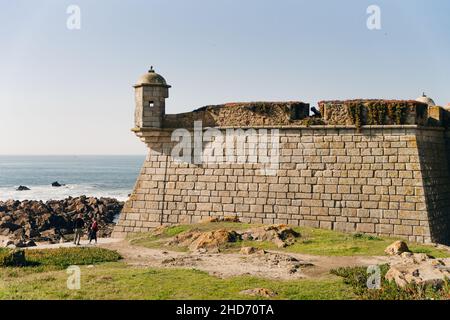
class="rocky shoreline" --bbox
[0,196,123,248]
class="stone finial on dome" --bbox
[135,67,171,87]
[416,92,436,107]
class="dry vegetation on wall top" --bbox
[163,101,324,128]
[162,99,430,129]
[318,99,428,128]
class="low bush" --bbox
[352,233,382,241]
[0,249,26,267]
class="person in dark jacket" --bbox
[88,217,99,244]
[73,214,85,245]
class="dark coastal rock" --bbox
[26,240,37,247]
[51,181,64,187]
[0,222,21,232]
[0,196,123,244]
[16,185,30,191]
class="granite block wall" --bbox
[113,125,450,244]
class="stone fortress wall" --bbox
[112,69,450,244]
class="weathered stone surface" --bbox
[240,246,257,255]
[385,241,411,256]
[239,288,277,298]
[240,225,300,248]
[167,229,240,253]
[385,253,450,288]
[164,102,313,128]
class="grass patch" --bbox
[0,247,121,269]
[25,247,122,268]
[130,222,450,258]
[0,264,355,300]
[331,265,450,300]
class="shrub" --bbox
[352,233,382,241]
[0,249,26,267]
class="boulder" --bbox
[16,185,30,191]
[168,229,241,252]
[240,246,257,255]
[385,266,409,288]
[385,253,450,288]
[5,240,15,247]
[189,229,240,252]
[24,227,40,239]
[167,230,203,248]
[0,222,21,232]
[51,181,63,187]
[239,288,277,298]
[26,240,37,247]
[11,228,24,240]
[385,241,410,255]
[40,228,56,238]
[1,215,13,223]
[14,240,27,248]
[240,224,300,248]
[87,197,98,206]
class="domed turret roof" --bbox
[135,67,170,87]
[416,93,435,106]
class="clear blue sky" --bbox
[1,0,449,155]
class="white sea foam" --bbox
[0,184,130,202]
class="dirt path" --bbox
[26,238,122,249]
[100,239,390,280]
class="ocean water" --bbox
[0,155,146,201]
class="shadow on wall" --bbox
[417,130,450,245]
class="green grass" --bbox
[0,263,355,300]
[1,223,448,300]
[25,247,122,268]
[130,222,450,258]
[0,247,121,268]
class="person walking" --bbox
[73,214,85,245]
[88,217,99,244]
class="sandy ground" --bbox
[26,238,122,249]
[21,238,389,280]
[100,239,390,280]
